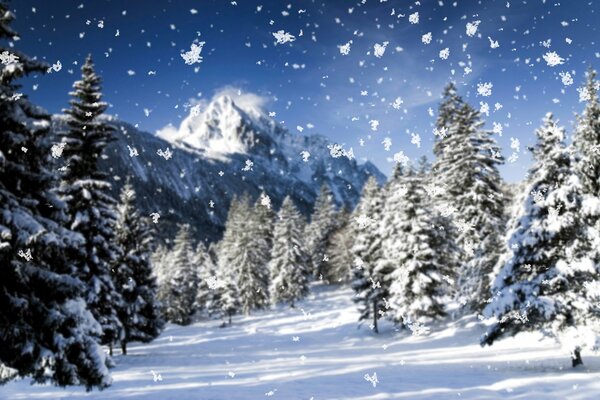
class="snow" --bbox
[4,284,600,399]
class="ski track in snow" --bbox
[3,284,600,399]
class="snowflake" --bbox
[421,32,432,45]
[408,12,419,24]
[369,119,379,131]
[127,145,139,157]
[273,30,296,45]
[542,51,564,67]
[433,126,447,139]
[364,372,379,387]
[406,319,430,336]
[190,104,202,116]
[157,148,173,160]
[47,60,62,73]
[150,370,162,382]
[392,96,404,109]
[297,150,310,163]
[559,71,573,86]
[477,82,493,97]
[150,213,161,223]
[480,101,490,116]
[382,137,392,151]
[411,133,421,148]
[260,193,271,209]
[18,249,33,261]
[466,20,481,37]
[180,42,205,65]
[455,218,475,233]
[0,50,19,65]
[328,143,344,158]
[492,122,503,136]
[50,142,66,159]
[393,151,410,166]
[373,41,389,58]
[510,137,520,151]
[339,41,352,55]
[242,159,254,171]
[488,37,499,49]
[578,86,591,102]
[439,48,450,60]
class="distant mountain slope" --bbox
[52,95,385,243]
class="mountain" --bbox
[52,95,385,243]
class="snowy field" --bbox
[3,284,600,400]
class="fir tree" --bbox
[269,196,310,307]
[192,241,214,318]
[58,55,123,352]
[305,184,338,278]
[482,114,598,367]
[432,86,506,312]
[0,3,111,388]
[386,171,459,325]
[159,224,198,325]
[324,208,354,283]
[113,181,163,355]
[350,176,385,333]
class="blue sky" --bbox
[10,0,600,181]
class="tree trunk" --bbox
[108,343,113,357]
[373,301,379,334]
[121,341,127,356]
[572,347,583,367]
[228,312,232,326]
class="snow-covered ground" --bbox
[3,284,600,400]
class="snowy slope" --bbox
[4,284,600,400]
[51,97,384,242]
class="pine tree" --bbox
[350,176,385,333]
[482,114,598,367]
[159,224,198,325]
[0,3,111,388]
[113,181,163,355]
[305,184,338,278]
[574,69,600,198]
[324,208,354,283]
[215,194,270,316]
[386,171,459,325]
[150,243,169,288]
[432,86,506,312]
[269,196,310,307]
[58,54,123,352]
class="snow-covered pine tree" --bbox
[159,224,198,325]
[386,170,459,325]
[113,181,163,355]
[0,3,111,388]
[324,207,354,283]
[482,114,598,367]
[305,184,338,278]
[574,69,600,199]
[192,242,212,317]
[433,82,463,159]
[432,86,506,312]
[215,194,270,316]
[269,196,310,307]
[58,54,123,353]
[350,176,385,333]
[150,243,169,288]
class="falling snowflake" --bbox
[488,37,499,49]
[364,372,379,387]
[0,50,19,65]
[411,133,421,148]
[18,249,33,261]
[559,71,573,86]
[300,150,311,162]
[206,275,225,290]
[242,159,254,171]
[50,142,66,159]
[542,51,564,67]
[392,96,404,109]
[466,20,481,37]
[373,41,389,58]
[369,119,379,131]
[339,41,352,55]
[127,145,139,157]
[393,151,410,166]
[354,214,374,229]
[382,137,392,151]
[421,32,432,45]
[157,148,173,160]
[510,137,521,152]
[408,12,419,24]
[492,122,503,136]
[439,48,450,60]
[578,86,591,102]
[180,42,205,65]
[150,213,161,223]
[273,30,296,45]
[477,82,493,97]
